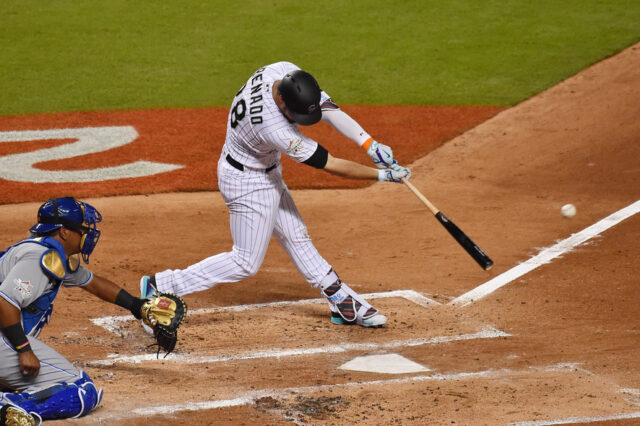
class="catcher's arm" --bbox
[0,298,41,377]
[82,275,187,357]
[81,274,145,320]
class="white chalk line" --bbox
[86,325,508,366]
[451,200,640,306]
[90,362,581,421]
[91,289,438,334]
[510,411,640,425]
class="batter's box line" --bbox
[86,326,509,366]
[90,362,582,422]
[90,289,439,334]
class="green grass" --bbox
[1,0,639,114]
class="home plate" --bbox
[339,353,430,374]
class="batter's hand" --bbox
[377,164,411,183]
[366,140,396,169]
[19,350,40,377]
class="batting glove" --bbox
[377,164,411,183]
[366,140,396,169]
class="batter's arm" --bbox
[323,153,378,180]
[321,107,372,147]
[303,145,410,182]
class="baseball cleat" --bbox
[322,280,387,327]
[139,275,157,335]
[330,311,387,327]
[140,275,157,299]
[0,403,42,426]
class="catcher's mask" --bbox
[277,69,322,126]
[29,197,102,263]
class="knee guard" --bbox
[1,371,103,420]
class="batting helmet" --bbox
[277,70,322,125]
[30,197,102,263]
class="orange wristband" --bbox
[361,137,374,151]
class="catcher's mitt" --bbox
[141,293,187,357]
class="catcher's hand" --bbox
[141,293,187,357]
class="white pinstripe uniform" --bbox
[155,62,386,324]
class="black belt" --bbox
[226,154,277,173]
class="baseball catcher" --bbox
[0,197,186,423]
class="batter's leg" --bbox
[155,160,281,296]
[272,188,386,327]
[272,187,333,288]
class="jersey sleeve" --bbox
[0,255,51,310]
[61,265,94,288]
[263,127,319,163]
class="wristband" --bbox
[115,289,144,320]
[361,137,374,151]
[1,323,30,353]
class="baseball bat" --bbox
[401,178,493,270]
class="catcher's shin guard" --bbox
[1,371,102,420]
[322,280,387,327]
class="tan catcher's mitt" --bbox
[141,293,187,357]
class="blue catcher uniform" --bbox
[0,198,103,421]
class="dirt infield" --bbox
[0,105,500,204]
[0,43,639,425]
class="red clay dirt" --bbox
[0,106,501,204]
[0,43,639,425]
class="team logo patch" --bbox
[14,278,32,298]
[287,138,304,156]
[157,298,173,309]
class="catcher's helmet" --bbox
[277,70,322,125]
[30,197,102,263]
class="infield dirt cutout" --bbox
[0,43,639,425]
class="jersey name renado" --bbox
[248,67,265,124]
[230,66,266,129]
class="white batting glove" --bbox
[377,164,411,183]
[366,140,396,169]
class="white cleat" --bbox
[330,312,387,328]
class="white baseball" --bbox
[561,203,576,218]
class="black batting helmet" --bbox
[277,70,322,125]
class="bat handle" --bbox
[401,178,439,215]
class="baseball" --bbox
[561,203,577,218]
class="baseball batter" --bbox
[141,61,411,327]
[0,197,160,424]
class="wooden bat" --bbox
[402,178,493,270]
